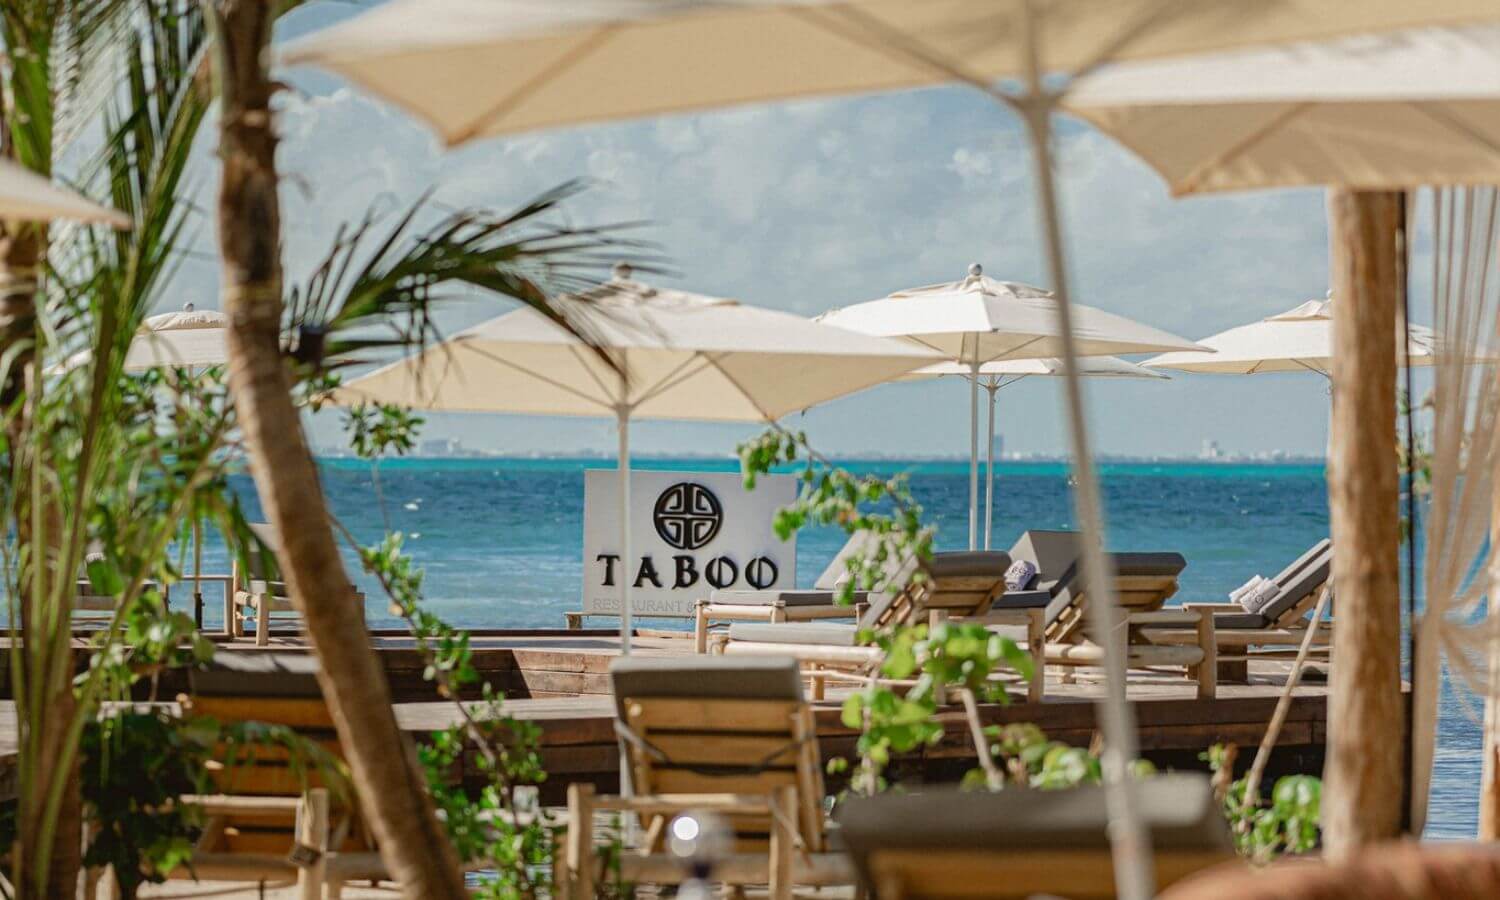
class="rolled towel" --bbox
[1005,559,1039,592]
[1240,578,1283,615]
[1228,575,1266,606]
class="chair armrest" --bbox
[1183,602,1241,611]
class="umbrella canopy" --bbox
[124,304,228,372]
[333,265,939,655]
[820,264,1203,549]
[336,265,939,419]
[1143,295,1438,375]
[1065,24,1500,196]
[279,0,1500,146]
[909,355,1171,382]
[0,157,131,227]
[818,265,1206,363]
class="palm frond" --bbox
[285,180,661,377]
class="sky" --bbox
[169,2,1372,459]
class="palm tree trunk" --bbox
[206,3,466,896]
[1321,188,1405,856]
[2,208,84,899]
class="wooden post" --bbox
[1321,188,1405,857]
[205,2,468,896]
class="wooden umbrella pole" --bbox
[1322,188,1405,857]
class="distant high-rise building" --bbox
[991,433,1005,458]
[1200,439,1222,460]
[420,437,462,456]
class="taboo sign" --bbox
[582,470,796,617]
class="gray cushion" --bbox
[1007,530,1083,578]
[610,655,803,722]
[1042,551,1187,628]
[1215,540,1332,630]
[727,621,860,647]
[1213,611,1272,630]
[835,773,1231,864]
[1259,542,1332,624]
[191,651,323,698]
[989,588,1050,611]
[709,588,867,608]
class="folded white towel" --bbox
[1240,579,1283,615]
[1006,559,1039,592]
[1228,575,1266,605]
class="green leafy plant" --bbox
[1202,743,1322,862]
[79,711,215,900]
[740,427,1043,792]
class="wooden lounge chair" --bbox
[1142,539,1333,682]
[563,656,853,899]
[174,651,384,899]
[231,523,364,646]
[712,550,1049,702]
[693,530,877,653]
[975,531,1216,699]
[835,773,1236,899]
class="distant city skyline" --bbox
[201,5,1432,461]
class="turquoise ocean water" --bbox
[191,457,1477,839]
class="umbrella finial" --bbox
[967,262,983,279]
[183,301,195,312]
[612,262,633,281]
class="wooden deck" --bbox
[1,628,1342,801]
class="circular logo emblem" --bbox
[653,482,724,551]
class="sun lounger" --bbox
[692,530,878,653]
[562,656,853,899]
[974,531,1216,699]
[1143,539,1333,682]
[231,523,364,646]
[835,773,1236,899]
[174,651,384,898]
[713,550,1048,702]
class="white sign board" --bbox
[582,470,797,617]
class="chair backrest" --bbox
[857,551,1012,632]
[1044,552,1188,642]
[835,773,1234,900]
[610,655,827,853]
[812,529,877,591]
[188,652,368,853]
[243,522,286,595]
[1258,539,1334,626]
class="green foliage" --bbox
[1202,743,1322,862]
[80,710,214,899]
[741,428,1041,792]
[344,403,424,461]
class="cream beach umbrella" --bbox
[278,1,1500,148]
[910,356,1168,550]
[332,265,940,653]
[0,156,130,227]
[1144,294,1439,376]
[132,303,228,626]
[819,264,1204,550]
[1065,24,1500,196]
[125,303,228,372]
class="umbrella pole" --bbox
[192,518,204,628]
[985,381,997,551]
[616,404,632,656]
[969,358,980,551]
[1017,4,1152,898]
